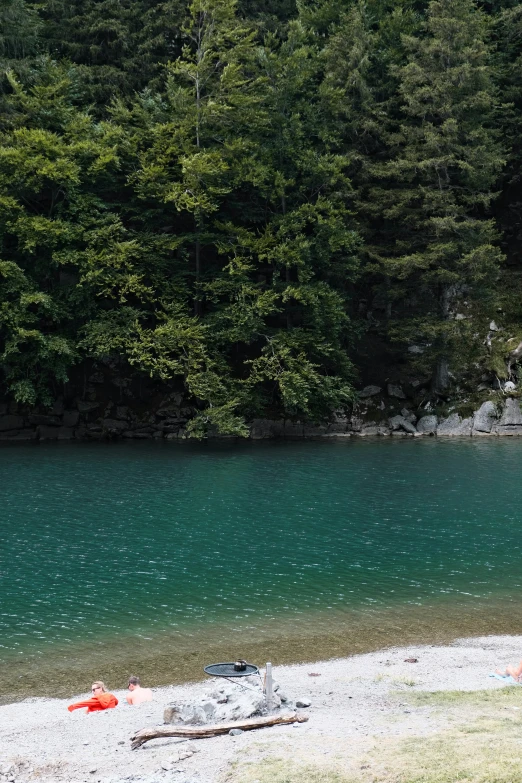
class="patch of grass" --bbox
[392,677,418,687]
[403,686,522,708]
[365,718,522,783]
[224,726,522,783]
[224,689,522,783]
[223,758,351,783]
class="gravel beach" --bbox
[1,635,521,783]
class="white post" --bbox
[265,661,274,710]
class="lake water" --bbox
[1,438,521,702]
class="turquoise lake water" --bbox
[1,438,522,701]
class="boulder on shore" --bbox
[416,415,438,434]
[163,682,274,725]
[472,401,498,434]
[437,413,473,437]
[496,397,522,435]
[499,398,522,426]
[388,415,416,434]
[358,424,390,436]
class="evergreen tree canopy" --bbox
[0,0,520,430]
[358,0,504,389]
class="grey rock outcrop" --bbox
[52,398,65,416]
[389,415,416,434]
[0,428,36,440]
[326,413,351,434]
[499,397,522,426]
[0,414,24,431]
[497,397,522,435]
[28,414,61,426]
[350,416,363,433]
[36,424,60,440]
[437,413,473,437]
[63,410,80,427]
[164,682,269,725]
[250,419,285,439]
[102,418,128,433]
[416,415,438,434]
[285,421,305,437]
[37,425,74,440]
[2,385,521,443]
[77,400,99,413]
[359,385,382,399]
[156,407,182,418]
[472,401,498,434]
[305,424,333,436]
[358,423,390,436]
[387,384,406,399]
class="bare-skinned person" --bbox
[495,660,522,682]
[68,681,118,713]
[126,675,153,705]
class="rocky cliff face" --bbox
[1,354,522,441]
[1,387,521,441]
[0,393,190,442]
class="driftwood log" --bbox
[130,711,308,749]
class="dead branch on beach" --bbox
[130,712,308,749]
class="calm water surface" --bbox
[1,438,521,701]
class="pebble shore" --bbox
[1,635,521,783]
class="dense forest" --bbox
[1,0,522,435]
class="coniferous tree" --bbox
[491,4,522,264]
[1,0,520,423]
[240,16,360,418]
[121,0,266,435]
[36,0,186,106]
[322,0,422,375]
[81,0,360,434]
[364,0,504,391]
[0,0,40,64]
[237,0,297,28]
[0,59,122,403]
[0,0,41,107]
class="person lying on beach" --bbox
[67,681,118,713]
[126,675,153,705]
[495,660,522,682]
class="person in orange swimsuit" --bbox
[67,681,118,713]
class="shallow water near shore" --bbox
[1,438,522,703]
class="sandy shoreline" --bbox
[1,634,522,783]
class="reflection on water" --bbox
[1,438,521,700]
